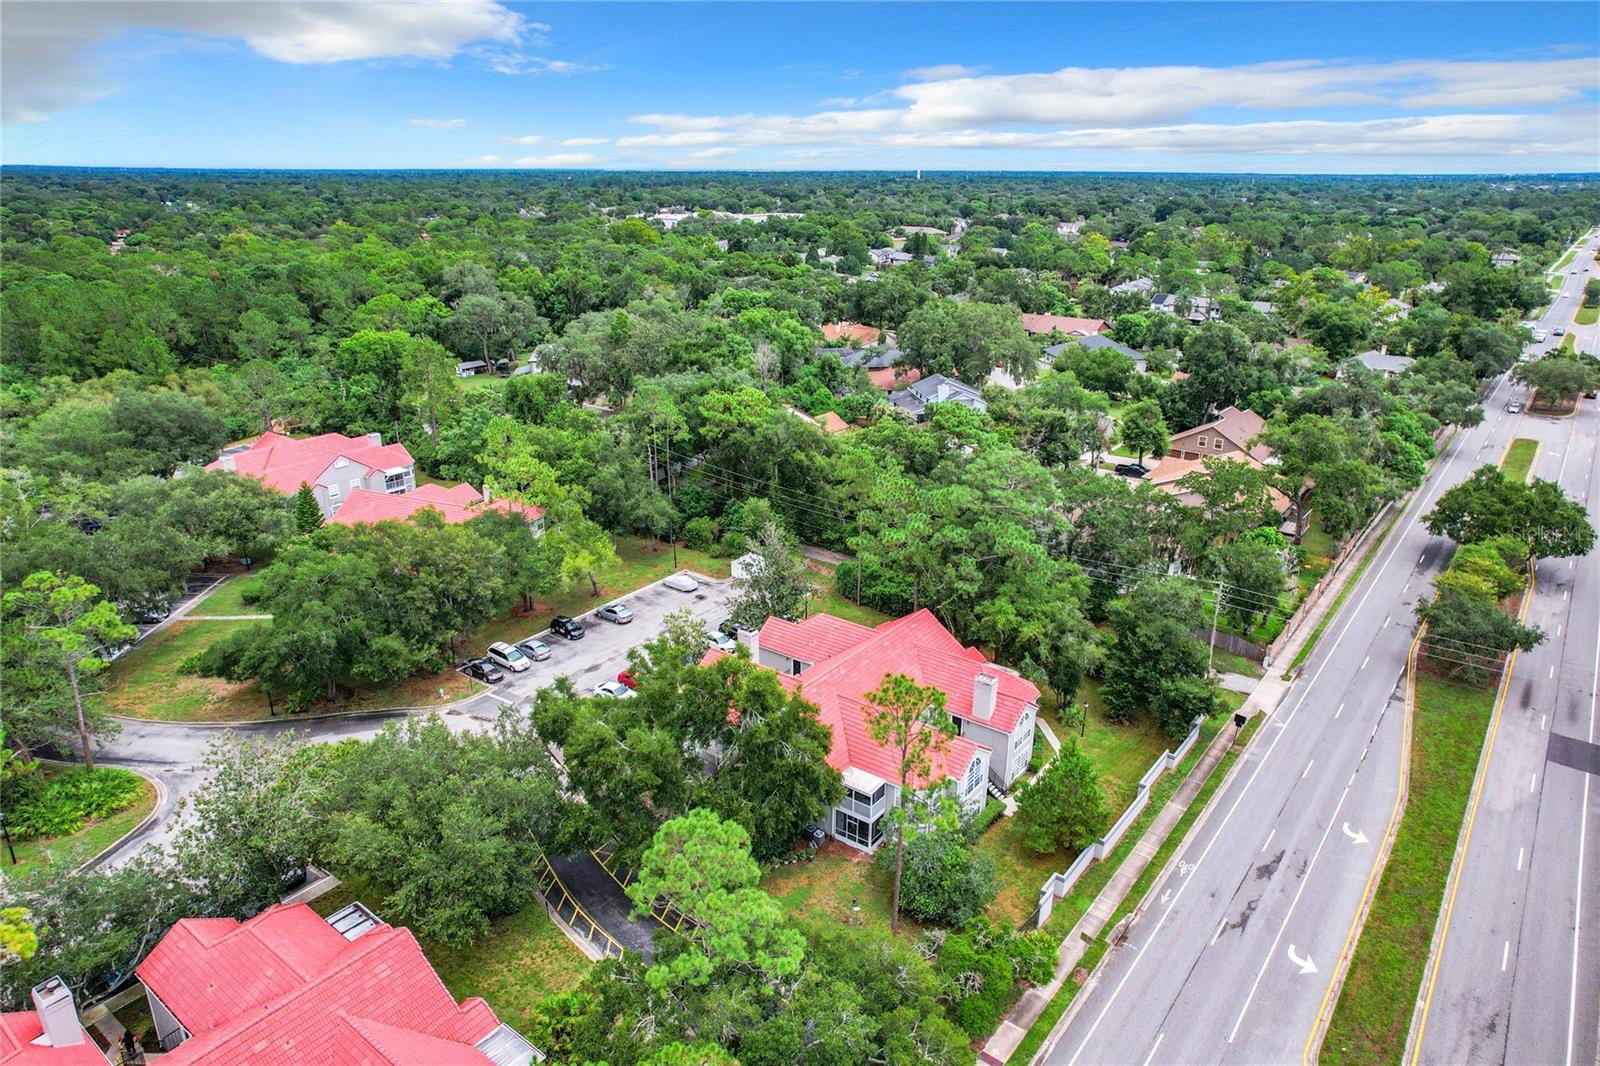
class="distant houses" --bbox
[1018,313,1107,338]
[821,321,883,346]
[889,375,986,421]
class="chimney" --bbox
[365,431,383,447]
[31,977,84,1047]
[218,454,236,472]
[973,672,997,721]
[481,484,492,503]
[740,626,760,663]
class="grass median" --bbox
[1502,438,1538,485]
[1320,673,1494,1066]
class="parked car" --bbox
[596,603,634,625]
[617,670,637,689]
[1506,400,1524,413]
[708,630,737,653]
[486,641,531,673]
[550,615,585,640]
[592,680,637,700]
[462,658,506,683]
[516,637,552,661]
[133,604,171,625]
[663,572,700,593]
[1113,462,1150,478]
[1554,328,1566,336]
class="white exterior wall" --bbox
[145,986,189,1051]
[955,705,1035,787]
[312,457,415,518]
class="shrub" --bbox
[682,516,716,551]
[236,578,264,606]
[884,828,1000,928]
[970,799,1007,837]
[7,767,144,841]
[938,922,1017,1037]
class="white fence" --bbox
[1031,715,1204,928]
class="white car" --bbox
[707,631,737,653]
[663,572,700,593]
[592,680,637,699]
[487,641,532,673]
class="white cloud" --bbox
[612,56,1599,166]
[560,136,611,146]
[513,152,601,167]
[482,53,609,76]
[473,154,505,164]
[410,117,467,129]
[498,134,545,145]
[902,64,983,81]
[689,147,739,160]
[3,0,527,123]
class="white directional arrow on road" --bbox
[1286,945,1318,975]
[1342,822,1369,845]
[1160,889,1172,906]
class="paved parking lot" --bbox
[453,573,740,718]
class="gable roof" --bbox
[817,411,850,435]
[207,432,413,495]
[1352,350,1416,375]
[1173,406,1272,462]
[890,374,984,416]
[137,903,505,1066]
[330,483,543,527]
[1019,313,1107,337]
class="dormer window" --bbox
[1196,435,1208,448]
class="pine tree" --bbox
[292,482,323,534]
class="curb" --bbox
[70,769,168,875]
[1302,631,1419,1063]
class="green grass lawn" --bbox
[1575,304,1598,325]
[763,850,899,935]
[186,576,263,617]
[1210,650,1265,679]
[5,767,157,884]
[1322,673,1495,1066]
[1552,247,1577,272]
[310,877,590,1033]
[98,620,480,722]
[1502,438,1539,484]
[1561,332,1577,350]
[465,535,733,649]
[1042,679,1175,810]
[808,585,893,628]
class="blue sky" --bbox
[3,2,1597,172]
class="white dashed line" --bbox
[1502,941,1511,972]
[1263,828,1276,851]
[1303,759,1315,779]
[1335,703,1344,720]
[1361,655,1371,671]
[1517,847,1525,871]
[1531,773,1538,793]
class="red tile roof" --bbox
[136,903,502,1066]
[821,321,882,345]
[330,482,543,527]
[817,411,850,435]
[206,432,414,496]
[0,1013,107,1066]
[1019,313,1107,337]
[867,365,921,391]
[730,610,1039,787]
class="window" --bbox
[834,809,883,849]
[1214,437,1224,451]
[964,757,983,794]
[950,713,964,734]
[384,472,408,493]
[326,485,340,500]
[1196,435,1208,448]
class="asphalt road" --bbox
[1039,372,1542,1062]
[94,573,738,864]
[1410,230,1600,1066]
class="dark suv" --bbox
[550,615,585,640]
[1114,462,1150,478]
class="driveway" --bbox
[451,574,740,719]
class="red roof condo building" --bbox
[135,902,541,1065]
[709,609,1040,852]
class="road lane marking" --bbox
[1531,773,1538,793]
[1502,941,1510,972]
[1141,1033,1165,1066]
[1213,919,1227,945]
[1552,665,1557,679]
[1335,703,1344,720]
[1384,615,1391,628]
[1228,777,1358,1043]
[1542,714,1547,732]
[1263,828,1276,851]
[1362,655,1371,670]
[1517,847,1524,871]
[1303,759,1314,779]
[1063,443,1476,1066]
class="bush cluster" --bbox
[5,767,145,841]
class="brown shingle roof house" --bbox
[821,321,882,345]
[1165,406,1272,464]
